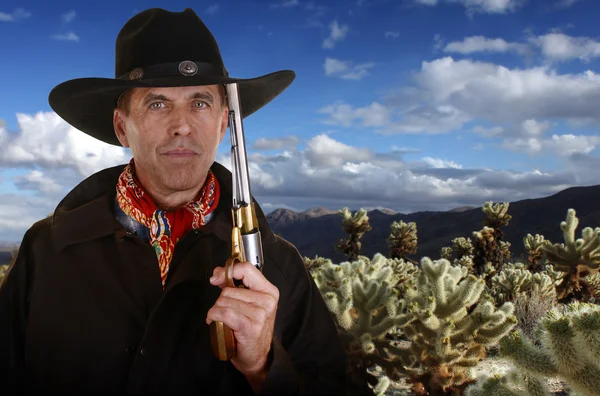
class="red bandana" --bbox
[116,159,220,288]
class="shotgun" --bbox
[209,82,265,361]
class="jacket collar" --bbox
[51,161,276,252]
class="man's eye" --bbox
[149,102,163,109]
[194,101,208,108]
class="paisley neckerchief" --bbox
[116,159,220,289]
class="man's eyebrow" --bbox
[142,93,169,106]
[141,91,216,106]
[188,91,215,103]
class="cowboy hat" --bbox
[48,8,296,147]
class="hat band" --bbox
[118,60,229,81]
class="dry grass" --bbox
[512,288,558,344]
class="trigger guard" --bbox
[224,257,246,289]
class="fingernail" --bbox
[209,276,217,284]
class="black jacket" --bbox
[0,161,350,394]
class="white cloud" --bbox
[51,32,79,42]
[252,136,300,150]
[471,125,504,137]
[379,57,600,133]
[417,0,522,15]
[323,57,375,80]
[448,0,523,15]
[531,33,600,63]
[385,31,400,39]
[318,102,392,128]
[0,112,130,176]
[0,8,31,22]
[443,36,529,54]
[62,10,75,23]
[205,5,219,15]
[422,157,463,168]
[304,134,371,167]
[13,170,64,195]
[555,0,583,8]
[502,134,600,156]
[322,20,349,49]
[520,119,551,137]
[270,0,300,9]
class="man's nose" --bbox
[169,106,194,136]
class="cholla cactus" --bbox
[303,255,331,274]
[455,255,475,272]
[540,208,600,303]
[387,256,419,292]
[500,301,600,396]
[472,227,506,277]
[465,367,550,396]
[0,264,8,286]
[490,264,556,304]
[482,201,512,233]
[440,246,453,260]
[524,234,550,273]
[387,220,418,263]
[472,202,513,276]
[382,258,518,395]
[311,255,517,396]
[452,237,474,259]
[335,207,372,262]
[310,253,412,395]
[439,238,476,274]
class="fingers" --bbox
[205,293,275,330]
[210,262,279,300]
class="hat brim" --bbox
[48,70,295,146]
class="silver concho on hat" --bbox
[179,60,198,76]
[129,67,144,80]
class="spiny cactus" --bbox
[310,253,413,395]
[303,255,331,274]
[584,273,600,301]
[387,256,419,293]
[482,201,512,235]
[335,207,372,262]
[0,264,8,286]
[472,226,508,278]
[440,246,453,261]
[452,237,474,259]
[540,208,600,303]
[465,367,550,396]
[387,220,418,264]
[490,263,556,304]
[380,257,518,395]
[524,234,550,273]
[499,301,600,396]
[472,202,513,276]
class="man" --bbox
[0,8,349,395]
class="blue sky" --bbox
[1,0,600,242]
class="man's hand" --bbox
[206,261,279,391]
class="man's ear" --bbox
[113,108,129,148]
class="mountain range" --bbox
[265,184,600,264]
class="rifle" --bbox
[209,82,265,361]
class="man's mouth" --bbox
[164,149,197,157]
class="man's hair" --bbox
[116,85,227,116]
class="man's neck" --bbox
[134,168,206,212]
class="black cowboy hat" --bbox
[48,8,295,147]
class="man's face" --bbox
[113,85,228,200]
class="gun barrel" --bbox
[227,83,252,207]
